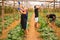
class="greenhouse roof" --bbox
[0,0,60,1]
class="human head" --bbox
[20,4,24,8]
[34,5,40,9]
[34,5,36,9]
[23,6,28,11]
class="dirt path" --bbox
[25,14,42,40]
[0,19,20,39]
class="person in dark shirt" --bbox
[34,6,38,17]
[34,5,39,28]
[46,14,56,23]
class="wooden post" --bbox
[54,0,55,12]
[59,1,60,9]
[13,0,15,20]
[2,0,4,34]
[13,0,15,13]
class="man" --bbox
[34,5,40,28]
[46,14,56,23]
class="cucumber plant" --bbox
[55,20,60,27]
[4,14,19,29]
[0,22,2,36]
[5,25,24,40]
[38,16,58,40]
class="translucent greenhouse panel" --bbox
[46,0,53,1]
[56,0,60,1]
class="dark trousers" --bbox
[21,14,27,30]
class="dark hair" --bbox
[34,5,36,8]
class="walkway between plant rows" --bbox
[25,13,42,40]
[0,19,20,39]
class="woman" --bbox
[20,5,28,33]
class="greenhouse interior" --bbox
[0,0,60,40]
